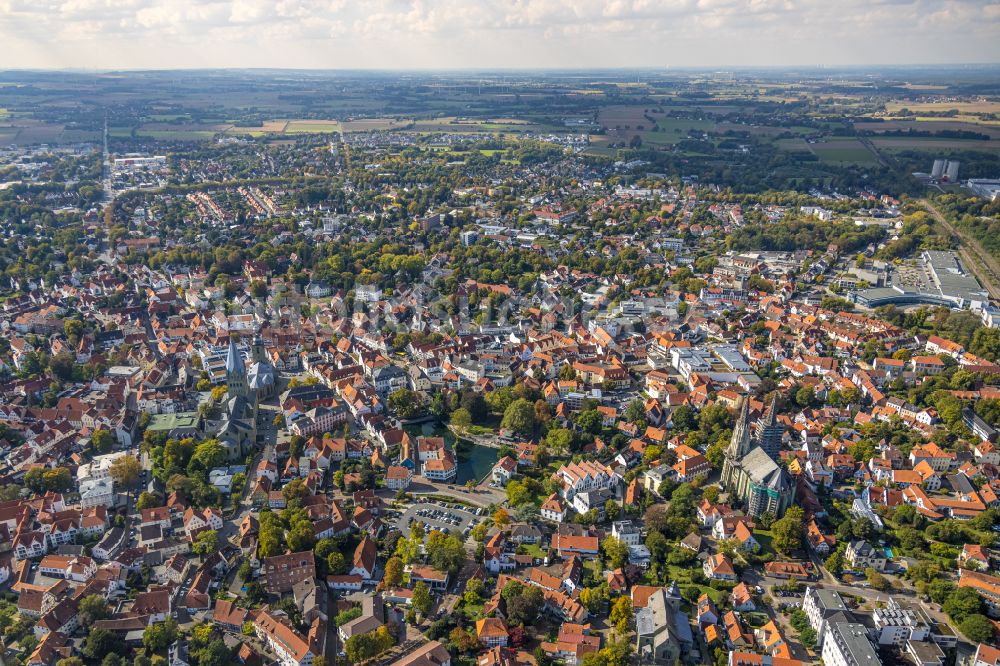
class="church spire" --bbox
[226,336,245,376]
[728,398,753,458]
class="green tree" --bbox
[579,586,607,614]
[506,480,531,506]
[249,280,268,298]
[383,557,404,588]
[610,596,634,633]
[959,613,995,642]
[78,594,109,627]
[327,551,347,575]
[345,626,395,663]
[189,438,226,472]
[109,454,141,487]
[576,409,604,434]
[450,407,472,430]
[193,640,232,666]
[282,478,309,502]
[825,546,846,577]
[388,388,426,419]
[624,399,647,426]
[944,587,984,622]
[91,428,114,453]
[501,398,536,436]
[464,578,485,605]
[865,568,888,591]
[794,386,815,408]
[412,581,432,618]
[471,523,488,542]
[84,628,119,661]
[602,537,630,570]
[426,532,466,574]
[192,529,219,556]
[546,428,575,452]
[505,584,544,626]
[605,499,620,521]
[772,506,805,554]
[136,491,159,510]
[238,561,253,582]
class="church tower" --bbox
[251,332,267,364]
[754,395,784,461]
[721,399,753,487]
[225,337,247,398]
[728,399,753,458]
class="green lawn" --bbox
[662,564,727,604]
[752,529,774,553]
[520,542,549,560]
[582,557,602,582]
[456,598,485,618]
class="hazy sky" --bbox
[2,0,999,70]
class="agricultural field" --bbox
[855,119,1000,138]
[777,137,878,165]
[714,122,814,137]
[137,129,219,141]
[810,139,878,164]
[284,120,342,134]
[409,116,546,134]
[340,118,408,132]
[10,123,65,144]
[774,138,814,152]
[884,99,1000,115]
[871,137,1000,153]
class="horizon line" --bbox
[3,63,1000,75]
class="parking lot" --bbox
[396,499,482,540]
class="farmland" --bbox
[855,119,1000,138]
[883,99,1000,115]
[3,67,1000,193]
[808,138,879,165]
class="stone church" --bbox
[721,399,795,518]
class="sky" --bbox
[2,0,1000,70]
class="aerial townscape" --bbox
[3,9,1000,666]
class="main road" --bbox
[362,478,505,509]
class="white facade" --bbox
[79,478,115,509]
[821,622,882,666]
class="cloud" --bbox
[0,0,997,68]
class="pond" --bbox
[454,439,500,484]
[405,421,500,484]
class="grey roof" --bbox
[825,610,856,627]
[636,587,681,644]
[848,540,880,558]
[673,611,693,643]
[225,338,245,376]
[825,622,881,666]
[247,361,275,389]
[808,587,848,614]
[635,607,655,636]
[946,473,974,494]
[741,446,791,490]
[225,395,247,418]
